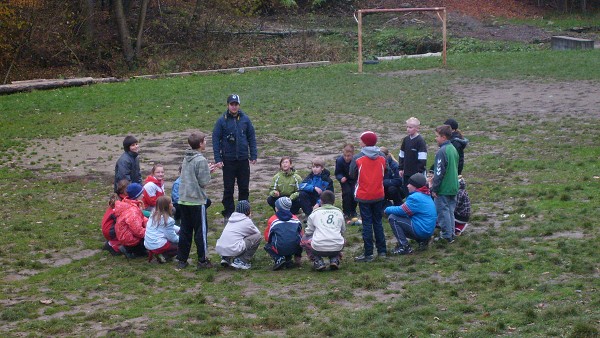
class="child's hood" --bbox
[228,212,249,224]
[184,149,203,162]
[361,146,382,159]
[275,209,293,221]
[144,175,162,185]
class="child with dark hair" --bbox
[301,190,346,271]
[380,146,404,207]
[176,131,215,270]
[335,143,358,222]
[444,118,469,175]
[216,200,262,270]
[144,196,179,263]
[267,156,302,214]
[114,183,147,258]
[431,125,459,243]
[298,157,334,217]
[264,197,303,270]
[114,135,142,193]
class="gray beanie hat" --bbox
[275,197,292,211]
[235,200,251,215]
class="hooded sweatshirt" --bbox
[142,175,164,208]
[215,212,261,257]
[349,146,386,203]
[179,149,211,205]
[449,131,469,175]
[385,186,437,240]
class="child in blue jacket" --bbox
[297,157,334,217]
[384,173,437,254]
[264,197,303,270]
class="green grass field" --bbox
[1,49,599,336]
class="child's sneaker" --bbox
[455,223,468,236]
[176,260,189,270]
[197,259,213,269]
[272,257,286,271]
[417,240,429,251]
[392,245,413,255]
[220,257,231,267]
[354,254,374,262]
[313,258,327,271]
[231,258,251,270]
[156,253,167,264]
[329,257,340,271]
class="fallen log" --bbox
[0,77,122,95]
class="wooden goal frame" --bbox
[356,7,447,72]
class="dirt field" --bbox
[19,77,600,196]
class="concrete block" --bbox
[552,36,594,50]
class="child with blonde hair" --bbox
[399,117,427,197]
[144,196,179,263]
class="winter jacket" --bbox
[449,131,469,175]
[212,110,257,163]
[114,151,141,193]
[300,169,334,194]
[179,149,211,205]
[349,146,386,203]
[305,204,346,252]
[385,187,437,240]
[383,156,403,188]
[142,175,165,209]
[114,198,146,247]
[398,134,427,177]
[269,169,302,200]
[216,212,261,257]
[432,141,459,196]
[264,209,302,256]
[454,177,471,223]
[144,215,179,251]
[334,155,356,185]
[101,206,118,241]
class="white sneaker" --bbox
[231,258,251,270]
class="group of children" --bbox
[100,116,471,271]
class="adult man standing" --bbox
[212,94,258,222]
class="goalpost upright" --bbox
[356,7,447,73]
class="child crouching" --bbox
[144,196,179,263]
[264,197,303,270]
[300,191,346,271]
[216,200,262,270]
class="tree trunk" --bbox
[134,0,150,57]
[112,0,135,66]
[81,0,96,43]
[187,0,203,32]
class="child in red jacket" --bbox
[142,164,165,215]
[114,183,148,258]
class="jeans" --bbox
[435,194,457,240]
[359,200,386,256]
[388,214,423,247]
[222,159,250,218]
[340,181,357,217]
[176,204,208,262]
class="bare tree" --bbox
[112,0,150,68]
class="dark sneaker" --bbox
[231,258,251,270]
[102,242,119,256]
[273,257,286,271]
[197,259,213,269]
[220,257,231,267]
[176,260,189,270]
[392,245,413,255]
[329,257,340,271]
[417,241,429,251]
[313,259,327,272]
[354,254,374,262]
[119,246,136,259]
[434,237,455,244]
[156,253,167,264]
